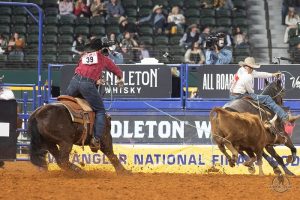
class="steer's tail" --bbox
[28,116,47,168]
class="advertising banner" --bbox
[109,115,300,145]
[196,64,300,99]
[60,64,172,98]
[47,144,300,175]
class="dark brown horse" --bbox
[224,78,297,175]
[28,103,129,174]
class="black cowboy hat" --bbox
[84,38,103,52]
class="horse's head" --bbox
[262,78,285,106]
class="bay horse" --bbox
[28,102,129,174]
[224,78,297,175]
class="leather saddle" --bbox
[56,95,95,145]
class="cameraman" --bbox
[205,33,232,65]
[66,38,124,152]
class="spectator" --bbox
[90,0,106,17]
[7,32,25,58]
[205,32,232,64]
[120,46,134,64]
[137,42,150,60]
[120,31,138,50]
[108,32,120,49]
[137,5,166,35]
[119,16,137,36]
[291,42,300,63]
[282,0,297,25]
[179,24,200,49]
[284,7,300,43]
[184,42,205,64]
[232,27,249,48]
[72,34,86,57]
[107,0,125,19]
[74,0,90,17]
[108,47,124,64]
[199,26,211,48]
[59,0,76,19]
[0,34,7,55]
[167,6,186,34]
[213,0,235,10]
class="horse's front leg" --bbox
[284,136,297,163]
[265,146,295,176]
[58,141,83,173]
[100,133,131,175]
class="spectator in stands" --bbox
[120,46,134,64]
[179,24,200,49]
[291,42,300,63]
[108,45,124,64]
[107,0,125,19]
[108,32,120,49]
[119,16,138,37]
[59,0,76,19]
[282,0,297,25]
[74,0,91,17]
[72,34,86,57]
[137,5,166,35]
[120,31,139,61]
[205,32,232,64]
[90,0,106,17]
[0,34,7,55]
[233,27,249,48]
[120,31,138,50]
[7,32,25,58]
[284,7,300,43]
[184,42,206,64]
[167,6,186,34]
[199,26,211,48]
[213,0,235,10]
[137,42,150,60]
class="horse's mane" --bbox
[261,81,282,98]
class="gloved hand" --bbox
[116,78,124,87]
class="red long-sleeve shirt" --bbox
[75,51,123,81]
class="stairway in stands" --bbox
[267,0,290,63]
[247,0,270,63]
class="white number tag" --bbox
[82,52,98,65]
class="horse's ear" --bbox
[264,79,269,86]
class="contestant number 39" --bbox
[82,52,98,65]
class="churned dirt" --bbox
[0,161,299,200]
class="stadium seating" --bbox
[0,0,249,65]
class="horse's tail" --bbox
[28,115,47,168]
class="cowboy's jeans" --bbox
[230,93,288,121]
[66,75,105,140]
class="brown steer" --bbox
[210,107,286,175]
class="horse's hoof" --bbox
[248,166,256,174]
[117,169,132,176]
[286,155,294,163]
[273,167,282,175]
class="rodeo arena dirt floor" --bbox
[0,162,299,200]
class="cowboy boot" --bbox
[89,137,101,153]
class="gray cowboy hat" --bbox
[84,38,103,52]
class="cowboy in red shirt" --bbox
[66,38,123,152]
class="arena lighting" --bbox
[0,2,43,106]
